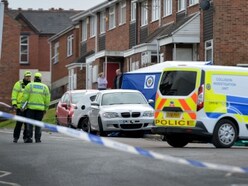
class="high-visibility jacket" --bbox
[11,80,26,109]
[22,82,50,111]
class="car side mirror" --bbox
[148,99,154,104]
[91,102,99,107]
[61,103,67,108]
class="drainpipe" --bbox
[95,13,98,53]
[156,39,160,63]
[185,0,187,16]
[49,41,52,90]
[173,43,177,60]
[159,0,162,27]
[105,56,108,85]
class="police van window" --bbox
[159,71,197,96]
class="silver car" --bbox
[71,90,99,130]
[87,89,154,136]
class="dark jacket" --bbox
[113,74,123,89]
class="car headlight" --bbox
[102,112,119,118]
[143,111,154,117]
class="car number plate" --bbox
[166,112,181,118]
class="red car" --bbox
[55,90,96,127]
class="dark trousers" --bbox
[26,109,44,141]
[13,109,27,140]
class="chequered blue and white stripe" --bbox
[0,110,248,174]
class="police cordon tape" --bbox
[0,110,248,175]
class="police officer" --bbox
[11,71,32,143]
[22,72,50,143]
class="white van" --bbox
[153,65,248,148]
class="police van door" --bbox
[155,67,201,128]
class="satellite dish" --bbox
[200,0,211,10]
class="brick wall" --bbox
[0,12,20,105]
[214,0,248,65]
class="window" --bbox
[131,1,136,21]
[90,16,96,37]
[100,11,106,34]
[205,39,213,61]
[82,20,87,41]
[52,42,59,64]
[141,1,148,26]
[159,71,197,96]
[109,6,116,30]
[119,1,126,25]
[178,0,186,12]
[152,0,160,21]
[67,34,73,57]
[163,0,172,16]
[189,0,199,6]
[20,35,29,64]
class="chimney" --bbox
[1,0,9,10]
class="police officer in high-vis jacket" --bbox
[21,72,50,143]
[11,71,32,143]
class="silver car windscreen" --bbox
[101,92,147,105]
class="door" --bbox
[104,62,120,89]
[57,93,70,126]
[174,48,193,61]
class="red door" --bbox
[105,63,120,89]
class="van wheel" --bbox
[166,134,188,148]
[212,119,237,148]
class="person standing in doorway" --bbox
[11,71,32,143]
[22,72,50,143]
[97,72,108,90]
[113,69,123,89]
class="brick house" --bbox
[0,0,80,105]
[50,0,248,99]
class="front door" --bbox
[104,62,120,89]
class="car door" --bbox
[59,93,70,125]
[89,93,101,128]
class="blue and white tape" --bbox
[0,110,248,174]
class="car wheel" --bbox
[55,116,60,126]
[87,118,96,135]
[80,117,89,132]
[68,118,75,129]
[212,119,237,148]
[98,117,107,137]
[166,134,189,148]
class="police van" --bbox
[152,64,248,148]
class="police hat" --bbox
[34,72,42,78]
[24,71,32,77]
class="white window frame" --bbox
[67,34,73,57]
[152,0,160,21]
[52,42,59,64]
[90,16,96,37]
[178,0,186,12]
[189,0,199,6]
[109,6,116,30]
[205,39,213,61]
[131,1,136,22]
[20,35,29,64]
[82,20,87,42]
[141,1,148,26]
[163,0,172,16]
[100,11,106,34]
[119,1,126,25]
[92,65,99,83]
